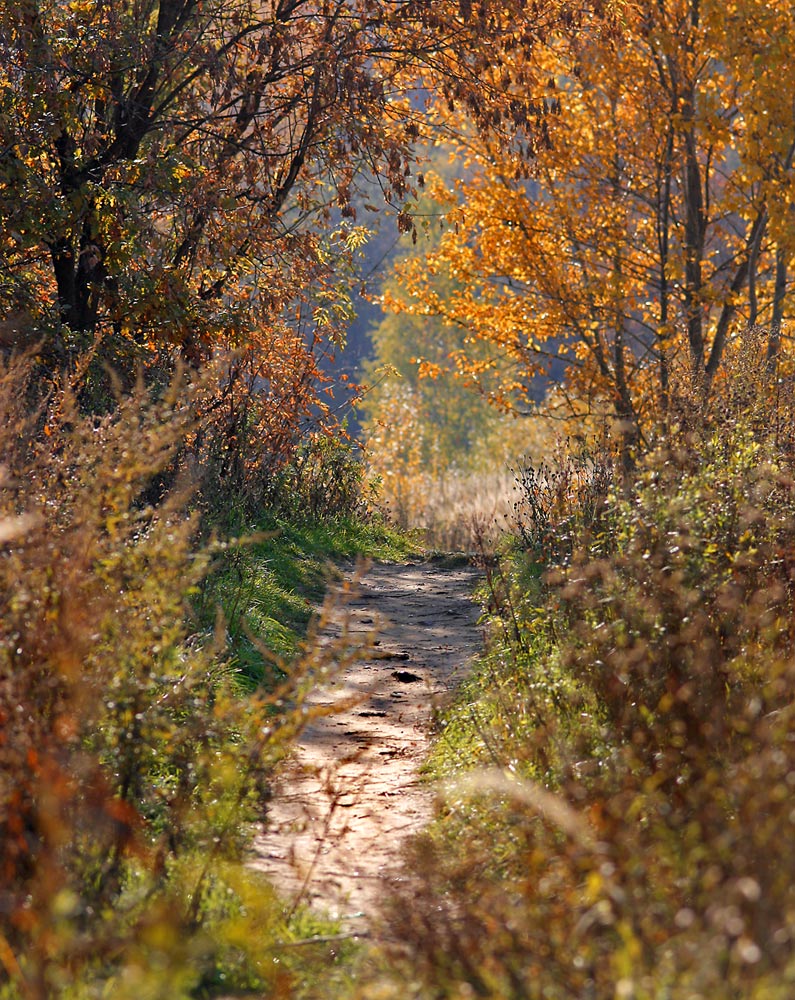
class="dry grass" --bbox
[366,407,565,553]
[387,467,520,552]
[361,341,795,1000]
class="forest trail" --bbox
[250,560,483,932]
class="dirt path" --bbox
[250,560,483,931]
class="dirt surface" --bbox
[250,560,483,932]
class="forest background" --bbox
[2,0,795,997]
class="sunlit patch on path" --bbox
[250,561,483,931]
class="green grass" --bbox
[199,513,423,689]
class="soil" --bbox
[249,559,483,932]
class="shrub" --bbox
[193,332,351,528]
[512,437,615,566]
[267,428,373,523]
[0,354,358,997]
[373,349,795,1000]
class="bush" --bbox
[373,351,795,1000]
[193,336,354,528]
[0,354,360,998]
[512,437,615,566]
[267,429,374,522]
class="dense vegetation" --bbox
[371,349,795,999]
[2,0,795,997]
[0,351,417,997]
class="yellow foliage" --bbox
[390,0,795,444]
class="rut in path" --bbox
[250,560,483,932]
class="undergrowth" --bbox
[12,315,795,1000]
[366,343,795,1000]
[0,352,416,999]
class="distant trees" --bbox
[361,140,512,472]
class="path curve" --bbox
[250,560,482,930]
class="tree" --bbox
[387,0,795,451]
[360,139,513,470]
[0,1,419,365]
[0,0,578,358]
[0,0,589,500]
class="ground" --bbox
[251,559,483,932]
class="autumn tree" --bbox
[0,0,576,356]
[0,1,414,362]
[387,0,795,450]
[360,139,514,467]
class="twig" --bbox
[271,930,372,949]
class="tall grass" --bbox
[364,404,561,552]
[0,354,384,998]
[366,340,795,1000]
[378,466,519,552]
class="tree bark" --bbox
[768,244,787,375]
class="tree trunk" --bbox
[656,122,674,413]
[682,121,706,382]
[768,244,787,375]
